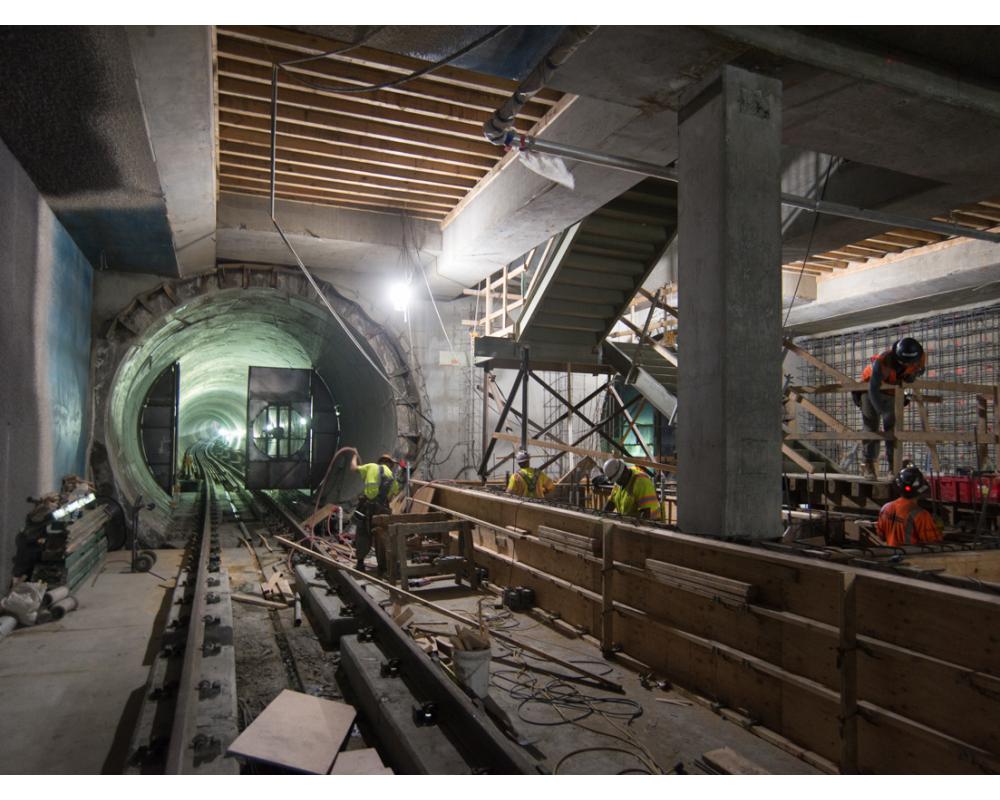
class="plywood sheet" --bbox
[228,689,356,774]
[330,748,394,775]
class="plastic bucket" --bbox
[452,648,492,698]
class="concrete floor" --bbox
[0,550,182,774]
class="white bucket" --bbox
[452,648,492,698]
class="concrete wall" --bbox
[1,137,93,591]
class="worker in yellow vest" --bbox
[349,449,400,572]
[506,450,555,499]
[602,458,660,520]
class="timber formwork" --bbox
[412,481,1000,775]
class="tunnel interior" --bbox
[106,287,407,541]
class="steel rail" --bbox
[164,452,218,773]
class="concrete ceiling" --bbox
[2,25,999,327]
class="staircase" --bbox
[516,178,677,349]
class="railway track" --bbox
[125,444,239,774]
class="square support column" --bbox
[677,66,783,539]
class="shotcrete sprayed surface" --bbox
[106,288,401,542]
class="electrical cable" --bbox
[276,27,386,67]
[278,27,510,95]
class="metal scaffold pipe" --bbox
[505,132,1000,245]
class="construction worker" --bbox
[506,449,555,499]
[602,458,660,520]
[853,337,926,478]
[348,449,400,572]
[876,465,943,546]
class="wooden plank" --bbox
[220,163,457,209]
[783,339,854,383]
[910,388,941,472]
[220,145,468,199]
[216,33,551,122]
[228,690,356,774]
[218,72,488,143]
[782,443,816,473]
[218,88,499,159]
[854,572,1000,676]
[492,431,675,473]
[218,25,563,103]
[537,525,600,553]
[645,558,755,602]
[788,389,855,434]
[329,748,393,775]
[702,747,770,775]
[218,116,491,175]
[839,573,858,774]
[220,182,445,220]
[232,591,290,610]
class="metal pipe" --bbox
[49,596,78,620]
[483,26,599,145]
[510,134,1000,245]
[779,193,1000,244]
[520,347,529,451]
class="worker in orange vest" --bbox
[853,337,926,479]
[876,465,943,547]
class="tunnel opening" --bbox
[95,272,425,546]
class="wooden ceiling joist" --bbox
[218,137,477,192]
[219,114,493,176]
[219,152,467,202]
[219,181,446,220]
[214,25,557,219]
[219,164,458,211]
[218,95,496,163]
[215,35,552,123]
[218,26,563,103]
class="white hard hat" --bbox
[603,458,626,483]
[515,449,530,464]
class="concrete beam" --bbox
[216,193,443,282]
[709,26,1000,121]
[785,237,1000,335]
[128,26,217,276]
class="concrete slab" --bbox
[0,549,183,774]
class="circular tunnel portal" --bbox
[99,277,423,544]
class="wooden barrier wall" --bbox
[417,483,1000,774]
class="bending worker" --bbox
[876,465,943,546]
[506,449,555,499]
[602,458,660,520]
[853,337,926,479]
[348,449,400,573]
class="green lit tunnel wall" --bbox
[100,281,420,543]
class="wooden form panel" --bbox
[422,482,1000,773]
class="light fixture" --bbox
[389,280,411,313]
[52,492,96,521]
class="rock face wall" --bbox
[0,136,94,591]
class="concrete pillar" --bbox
[677,66,783,539]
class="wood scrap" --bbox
[538,525,600,555]
[232,592,290,610]
[228,689,356,774]
[702,747,770,775]
[644,558,755,604]
[329,748,393,775]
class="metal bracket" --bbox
[412,702,438,727]
[198,679,222,700]
[380,658,402,678]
